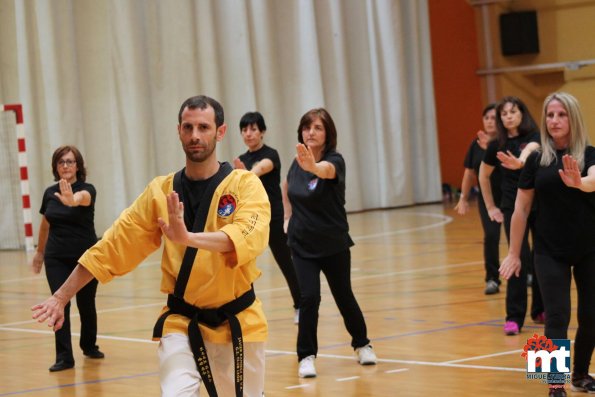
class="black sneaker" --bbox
[83,349,105,359]
[571,373,595,393]
[548,385,566,397]
[49,360,75,372]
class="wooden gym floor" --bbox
[0,202,588,396]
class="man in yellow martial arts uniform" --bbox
[32,95,271,397]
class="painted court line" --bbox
[443,349,523,364]
[0,260,482,328]
[0,260,163,285]
[351,212,453,241]
[0,326,158,344]
[0,371,158,396]
[1,212,449,286]
[385,368,409,374]
[336,376,360,382]
[265,349,525,373]
[285,384,310,389]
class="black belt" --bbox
[152,286,256,397]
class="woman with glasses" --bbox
[31,145,104,372]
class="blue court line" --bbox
[317,319,501,351]
[0,371,158,396]
[315,319,577,352]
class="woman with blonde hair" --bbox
[500,92,595,396]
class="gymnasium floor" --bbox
[0,202,586,396]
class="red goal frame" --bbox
[1,103,33,251]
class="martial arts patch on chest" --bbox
[217,193,237,217]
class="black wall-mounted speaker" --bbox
[499,11,539,56]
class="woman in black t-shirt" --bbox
[454,103,502,295]
[501,93,595,396]
[282,108,376,379]
[233,111,301,323]
[31,145,103,372]
[479,96,544,336]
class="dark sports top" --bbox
[239,145,283,221]
[463,139,502,203]
[286,150,354,258]
[519,147,595,261]
[483,131,540,210]
[40,180,97,258]
[180,170,216,231]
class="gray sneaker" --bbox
[484,280,499,295]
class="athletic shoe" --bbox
[83,348,105,359]
[571,373,595,393]
[356,344,377,365]
[294,309,300,325]
[548,385,567,397]
[49,360,74,372]
[298,355,316,378]
[533,312,546,324]
[484,280,500,295]
[504,321,520,335]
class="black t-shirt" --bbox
[40,180,97,258]
[180,169,216,231]
[463,139,502,203]
[519,147,595,261]
[239,145,283,221]
[286,150,354,258]
[483,131,540,209]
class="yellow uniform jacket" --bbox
[79,168,271,343]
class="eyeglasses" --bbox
[57,160,76,167]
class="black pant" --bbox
[534,252,595,375]
[502,209,544,328]
[292,249,370,361]
[477,194,501,283]
[45,256,99,363]
[268,218,301,309]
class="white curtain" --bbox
[0,0,441,238]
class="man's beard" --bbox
[184,141,216,163]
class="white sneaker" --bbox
[298,355,317,378]
[294,309,300,325]
[356,344,377,365]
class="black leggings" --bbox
[534,252,595,375]
[268,218,301,309]
[502,209,544,327]
[45,256,99,363]
[477,194,501,283]
[292,249,369,361]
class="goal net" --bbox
[0,105,31,250]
